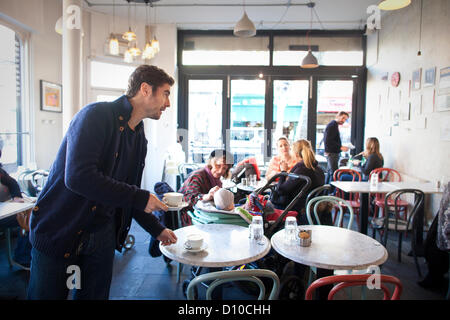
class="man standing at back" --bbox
[323,111,349,183]
[27,65,178,300]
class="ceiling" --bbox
[82,0,380,31]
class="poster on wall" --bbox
[440,117,450,141]
[412,68,422,91]
[401,102,411,120]
[438,67,450,95]
[411,94,422,116]
[437,94,450,112]
[424,67,436,87]
[422,89,435,114]
[40,80,62,113]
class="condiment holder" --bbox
[298,229,312,247]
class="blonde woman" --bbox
[273,139,325,216]
[354,137,384,180]
[265,137,297,180]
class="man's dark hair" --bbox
[126,64,175,98]
[336,111,349,118]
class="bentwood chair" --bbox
[178,163,201,184]
[333,169,361,227]
[369,168,408,219]
[305,274,403,300]
[371,188,424,277]
[186,269,280,300]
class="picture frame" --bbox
[424,67,436,87]
[40,80,62,113]
[412,68,422,91]
[438,66,450,95]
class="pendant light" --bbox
[233,0,256,37]
[150,4,160,53]
[378,0,411,10]
[128,2,141,57]
[142,2,155,60]
[122,0,136,42]
[108,0,119,55]
[301,2,319,69]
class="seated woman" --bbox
[272,139,325,224]
[265,137,297,181]
[353,137,384,181]
[0,139,32,269]
[179,149,234,213]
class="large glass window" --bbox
[229,79,265,164]
[272,80,309,154]
[182,35,270,66]
[0,24,29,171]
[273,36,363,66]
[316,80,353,156]
[188,80,223,163]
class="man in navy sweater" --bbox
[27,65,177,300]
[323,111,349,184]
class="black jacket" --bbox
[275,161,325,214]
[323,120,342,153]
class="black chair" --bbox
[371,188,425,277]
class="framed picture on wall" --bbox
[424,67,436,87]
[40,80,62,113]
[412,68,422,90]
[438,66,450,95]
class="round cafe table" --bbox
[160,224,271,268]
[271,225,388,270]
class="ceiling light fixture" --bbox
[234,0,256,37]
[108,0,119,55]
[378,0,411,11]
[142,2,155,60]
[122,0,136,42]
[301,2,319,69]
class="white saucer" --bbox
[183,242,208,253]
[165,201,189,209]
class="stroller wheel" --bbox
[279,275,305,300]
[182,279,198,299]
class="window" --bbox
[0,24,29,171]
[182,35,270,66]
[89,60,135,102]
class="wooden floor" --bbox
[0,219,448,300]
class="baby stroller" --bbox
[183,172,312,299]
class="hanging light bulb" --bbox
[301,3,319,69]
[109,33,119,55]
[233,0,256,37]
[124,47,134,63]
[128,41,141,57]
[122,1,136,42]
[151,37,160,53]
[142,42,155,60]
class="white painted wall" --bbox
[87,10,179,193]
[0,0,63,170]
[365,0,450,221]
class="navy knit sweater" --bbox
[323,120,342,154]
[29,96,165,258]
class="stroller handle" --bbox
[253,172,312,236]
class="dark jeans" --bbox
[325,153,340,184]
[27,220,116,300]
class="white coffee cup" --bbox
[185,233,204,250]
[163,192,183,207]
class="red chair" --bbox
[333,169,361,227]
[305,274,403,300]
[369,168,408,219]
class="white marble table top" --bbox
[331,181,397,193]
[271,225,388,270]
[159,224,271,268]
[0,202,35,221]
[331,181,443,194]
[236,178,268,193]
[383,182,443,194]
